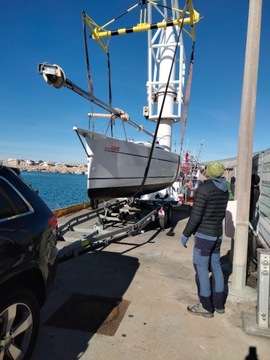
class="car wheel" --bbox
[0,287,40,360]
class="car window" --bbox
[0,178,30,220]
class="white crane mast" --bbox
[146,1,185,151]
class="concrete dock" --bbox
[31,205,269,360]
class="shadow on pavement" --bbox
[220,250,233,304]
[32,251,140,359]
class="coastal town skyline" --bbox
[1,157,86,166]
[1,157,87,174]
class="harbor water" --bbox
[21,171,89,211]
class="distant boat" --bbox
[74,127,180,200]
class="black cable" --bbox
[82,12,94,94]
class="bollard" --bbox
[257,248,270,329]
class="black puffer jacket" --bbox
[183,178,229,238]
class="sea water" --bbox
[21,171,89,211]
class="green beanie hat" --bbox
[206,162,225,178]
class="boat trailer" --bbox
[57,197,173,262]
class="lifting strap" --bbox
[180,41,195,164]
[83,13,116,138]
[106,51,115,137]
[83,16,94,94]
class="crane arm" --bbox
[38,63,122,115]
[37,63,154,137]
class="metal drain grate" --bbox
[45,293,130,336]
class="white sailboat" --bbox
[73,126,180,200]
[38,1,201,201]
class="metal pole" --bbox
[231,0,262,291]
[257,249,270,329]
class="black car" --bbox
[0,165,58,360]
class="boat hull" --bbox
[74,127,180,200]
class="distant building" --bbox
[2,158,20,167]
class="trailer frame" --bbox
[57,197,173,262]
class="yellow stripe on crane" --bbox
[92,12,201,39]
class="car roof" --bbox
[0,165,21,176]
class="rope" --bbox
[122,121,128,141]
[100,2,142,29]
[106,52,115,137]
[107,52,112,108]
[83,12,116,138]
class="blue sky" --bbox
[1,0,269,164]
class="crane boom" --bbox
[38,63,154,137]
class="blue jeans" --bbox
[193,235,224,312]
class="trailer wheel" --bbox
[158,215,166,229]
[158,208,168,229]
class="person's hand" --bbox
[181,235,189,248]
